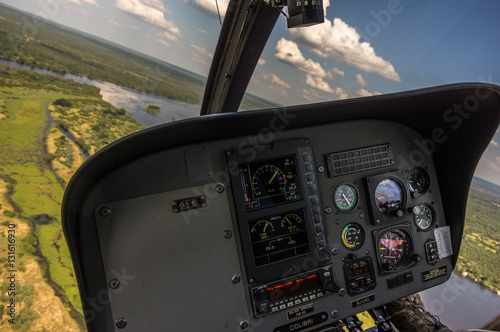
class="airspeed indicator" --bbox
[333,184,358,212]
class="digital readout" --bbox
[249,209,310,267]
[239,155,302,210]
[266,273,321,302]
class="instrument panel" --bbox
[89,121,454,331]
[63,84,500,332]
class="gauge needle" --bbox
[269,169,279,184]
[342,193,351,205]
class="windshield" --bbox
[0,0,499,331]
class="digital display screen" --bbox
[249,209,310,267]
[266,273,321,302]
[239,155,302,211]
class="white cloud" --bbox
[332,68,344,77]
[264,74,291,89]
[355,73,367,87]
[116,0,181,40]
[289,14,400,82]
[258,58,266,66]
[158,31,179,42]
[355,88,382,97]
[335,87,348,100]
[156,39,170,47]
[68,0,100,7]
[196,28,209,37]
[83,0,99,6]
[108,18,125,29]
[128,24,139,30]
[190,44,213,58]
[185,0,229,17]
[298,88,321,102]
[490,139,499,148]
[305,74,334,93]
[275,38,328,78]
[192,53,209,67]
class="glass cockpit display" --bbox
[239,155,302,211]
[249,209,310,267]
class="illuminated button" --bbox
[280,304,286,310]
[303,297,309,301]
[287,302,294,307]
[310,294,317,299]
[317,292,323,297]
[295,300,301,305]
[272,307,279,312]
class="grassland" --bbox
[0,65,144,331]
[0,4,275,112]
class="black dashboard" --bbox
[62,84,500,331]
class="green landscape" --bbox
[456,179,500,294]
[0,4,274,112]
[0,65,144,331]
[0,2,498,332]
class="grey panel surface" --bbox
[185,147,213,182]
[95,185,248,331]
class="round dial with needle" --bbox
[250,219,275,241]
[377,228,412,271]
[281,213,305,233]
[251,165,287,198]
[333,184,358,212]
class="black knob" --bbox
[323,279,340,293]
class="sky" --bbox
[2,0,500,186]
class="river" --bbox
[421,272,500,330]
[2,59,500,330]
[0,59,200,127]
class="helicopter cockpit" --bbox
[61,1,500,331]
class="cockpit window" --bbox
[248,0,500,105]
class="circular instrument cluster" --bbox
[413,203,436,231]
[408,167,430,196]
[333,184,358,212]
[374,178,404,214]
[341,223,365,250]
[376,227,413,272]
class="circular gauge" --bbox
[250,219,275,241]
[333,184,358,212]
[281,213,305,233]
[413,203,436,231]
[408,168,430,196]
[341,223,365,250]
[377,228,413,271]
[252,165,286,198]
[374,179,404,214]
